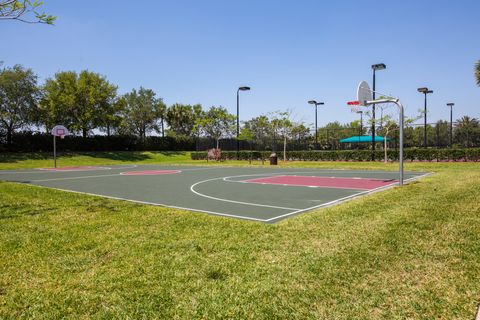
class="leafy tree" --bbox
[290,123,310,141]
[269,110,293,161]
[0,64,39,144]
[119,87,165,140]
[0,0,56,24]
[317,121,353,150]
[238,127,254,145]
[238,127,255,163]
[375,109,422,159]
[77,71,118,137]
[376,116,397,162]
[98,98,124,137]
[455,116,480,147]
[39,71,76,132]
[165,103,201,137]
[191,104,203,138]
[40,70,117,137]
[198,106,235,148]
[243,115,271,149]
[475,60,480,86]
[157,102,167,137]
[434,120,450,147]
[348,119,363,135]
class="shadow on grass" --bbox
[78,151,188,161]
[0,151,189,163]
[0,202,58,220]
[0,152,52,163]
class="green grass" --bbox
[1,152,479,319]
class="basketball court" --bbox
[0,165,429,222]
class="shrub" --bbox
[190,148,480,162]
[1,132,196,152]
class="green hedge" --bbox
[0,132,196,152]
[191,148,480,162]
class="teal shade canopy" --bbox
[339,135,390,143]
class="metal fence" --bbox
[196,122,480,151]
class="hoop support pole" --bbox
[53,135,57,168]
[366,99,404,186]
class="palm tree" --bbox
[476,60,480,86]
[455,116,480,147]
[456,116,479,129]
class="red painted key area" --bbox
[243,175,396,190]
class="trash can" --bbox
[269,153,278,165]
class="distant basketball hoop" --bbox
[347,81,374,107]
[51,125,70,168]
[51,125,69,137]
[347,81,406,186]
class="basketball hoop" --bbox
[51,125,69,137]
[51,125,69,168]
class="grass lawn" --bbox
[1,152,479,319]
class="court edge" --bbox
[11,172,432,223]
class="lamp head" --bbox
[308,100,317,105]
[447,103,454,107]
[372,63,386,70]
[238,86,250,91]
[417,87,429,93]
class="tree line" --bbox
[1,64,479,150]
[0,65,309,149]
[0,65,237,146]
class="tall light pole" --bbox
[447,103,454,148]
[357,110,363,134]
[236,86,250,159]
[371,63,386,160]
[308,100,324,149]
[417,87,433,148]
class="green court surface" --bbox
[0,165,428,222]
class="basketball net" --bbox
[347,100,362,113]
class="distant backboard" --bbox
[357,81,373,106]
[51,125,69,137]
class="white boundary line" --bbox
[222,172,405,182]
[120,170,182,175]
[190,170,428,213]
[31,173,125,182]
[189,171,332,211]
[26,171,430,223]
[0,164,138,175]
[25,166,223,182]
[264,172,433,222]
[20,184,267,222]
[171,167,225,172]
[190,179,301,211]
[7,168,431,223]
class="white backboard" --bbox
[51,125,69,137]
[357,81,373,106]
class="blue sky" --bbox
[3,0,479,128]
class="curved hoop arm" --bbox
[366,98,404,186]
